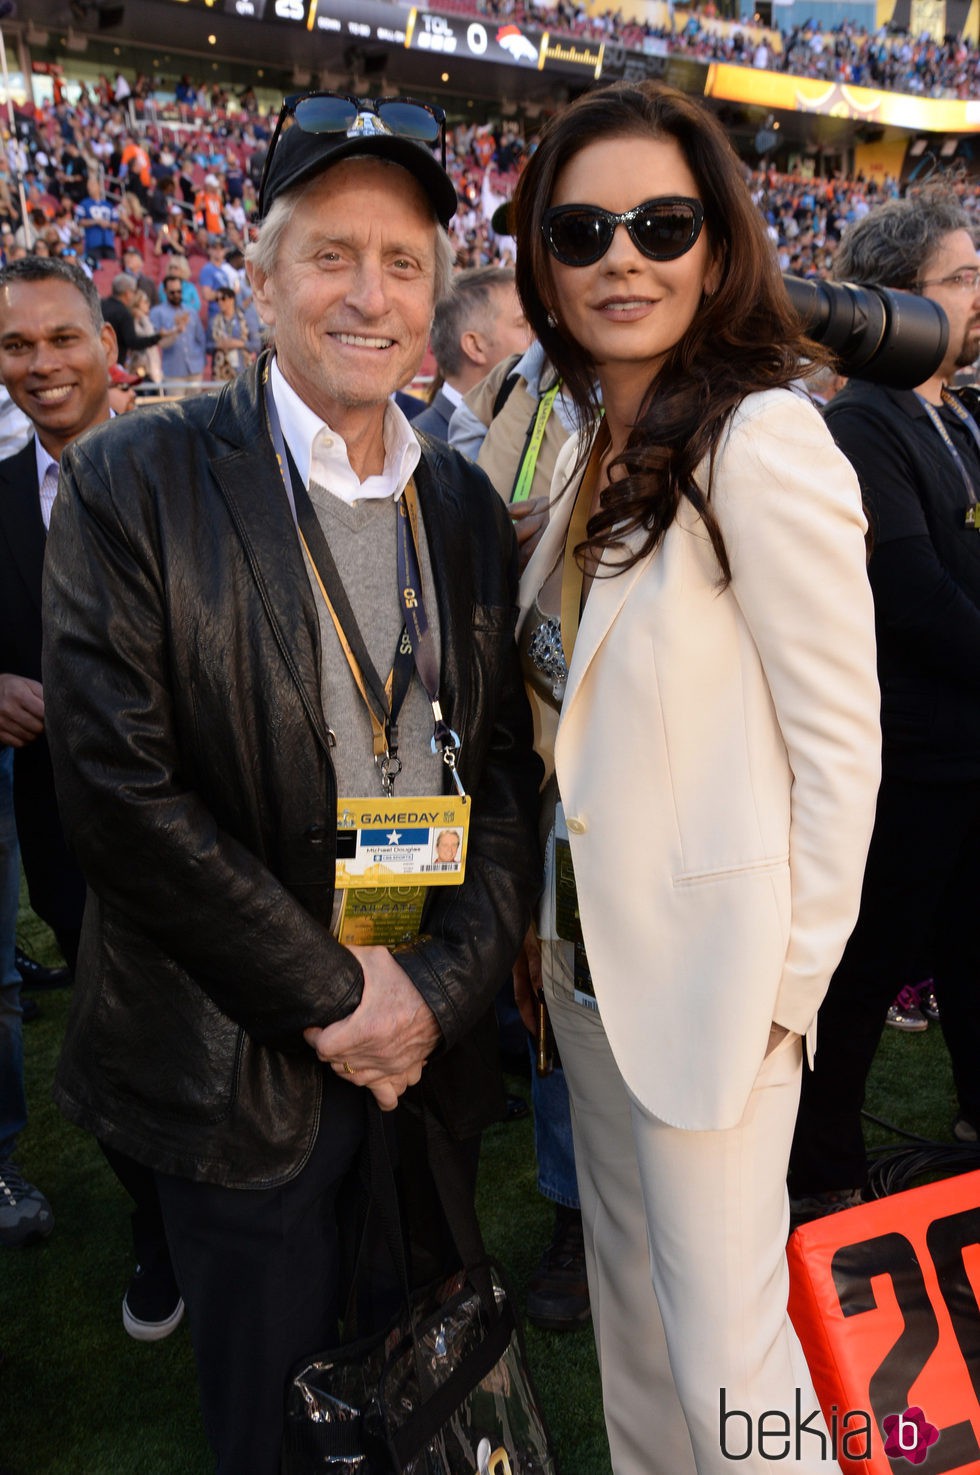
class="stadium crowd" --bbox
[4,76,980,339]
[0,89,535,375]
[4,47,980,1475]
[428,0,980,100]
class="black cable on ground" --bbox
[860,1109,934,1144]
[864,1137,980,1199]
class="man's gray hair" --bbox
[832,190,974,292]
[111,272,138,298]
[429,266,517,380]
[245,167,455,302]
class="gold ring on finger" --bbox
[343,1061,356,1076]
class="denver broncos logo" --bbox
[496,25,539,62]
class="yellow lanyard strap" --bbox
[511,381,561,505]
[297,477,425,762]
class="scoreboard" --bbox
[163,0,605,80]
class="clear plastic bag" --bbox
[284,1265,557,1475]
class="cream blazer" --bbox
[519,387,881,1130]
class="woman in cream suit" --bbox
[510,83,881,1474]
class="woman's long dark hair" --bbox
[513,81,823,582]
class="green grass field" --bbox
[1,903,968,1475]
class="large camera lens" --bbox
[783,276,948,390]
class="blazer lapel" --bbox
[560,540,653,721]
[0,439,45,619]
[207,362,332,753]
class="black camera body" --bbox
[783,276,949,391]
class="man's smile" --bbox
[331,331,395,350]
[31,383,77,404]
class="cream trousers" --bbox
[546,987,836,1475]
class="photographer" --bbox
[790,190,980,1219]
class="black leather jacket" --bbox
[44,358,542,1187]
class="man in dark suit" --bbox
[413,265,530,441]
[0,257,114,972]
[100,271,166,368]
[0,258,183,1334]
[0,256,112,1248]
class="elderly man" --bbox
[413,265,530,440]
[100,272,167,367]
[790,190,980,1216]
[121,246,159,307]
[43,99,541,1472]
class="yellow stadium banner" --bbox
[704,62,980,133]
[852,136,909,182]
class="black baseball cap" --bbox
[260,120,457,228]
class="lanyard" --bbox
[560,430,606,669]
[264,372,463,795]
[942,387,980,461]
[915,389,980,513]
[293,465,413,792]
[510,381,561,505]
[395,490,464,794]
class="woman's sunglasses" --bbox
[541,196,705,268]
[259,91,447,216]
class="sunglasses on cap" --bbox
[542,196,705,268]
[259,91,447,216]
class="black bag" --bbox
[282,1107,558,1475]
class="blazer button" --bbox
[566,816,587,834]
[304,824,329,846]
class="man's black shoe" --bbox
[14,949,71,991]
[526,1205,591,1332]
[504,1094,529,1123]
[122,1254,185,1342]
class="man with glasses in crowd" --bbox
[790,190,980,1220]
[149,270,205,392]
[42,96,541,1473]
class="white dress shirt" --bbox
[35,412,115,530]
[269,356,420,504]
[35,438,60,531]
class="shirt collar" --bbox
[34,408,114,496]
[34,434,58,490]
[269,355,420,506]
[440,381,464,413]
